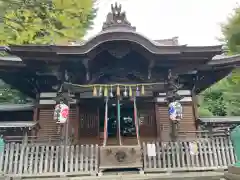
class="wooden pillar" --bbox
[155,103,161,141]
[23,129,28,144]
[75,104,80,143]
[191,90,199,121]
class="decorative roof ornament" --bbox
[102,2,136,31]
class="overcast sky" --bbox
[85,0,240,46]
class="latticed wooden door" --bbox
[138,102,157,138]
[79,105,99,138]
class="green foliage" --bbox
[221,6,240,54]
[198,5,240,117]
[199,75,240,116]
[0,82,29,103]
[198,107,213,117]
[0,0,97,103]
[0,0,97,45]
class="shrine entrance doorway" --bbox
[99,97,142,171]
[99,98,137,146]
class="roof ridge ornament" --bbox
[102,2,136,31]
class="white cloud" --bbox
[86,0,240,45]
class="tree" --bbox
[0,0,97,44]
[198,5,240,117]
[199,73,240,116]
[0,80,29,103]
[222,6,240,54]
[0,0,97,103]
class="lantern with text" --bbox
[168,101,183,121]
[54,102,69,124]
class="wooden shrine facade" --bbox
[0,3,240,145]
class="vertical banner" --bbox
[147,143,156,157]
[189,142,198,155]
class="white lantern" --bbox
[54,102,69,124]
[168,101,183,121]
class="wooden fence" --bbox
[0,143,99,177]
[143,137,236,172]
[0,136,237,177]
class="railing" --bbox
[0,143,99,177]
[143,136,236,172]
[4,135,63,144]
[0,136,236,177]
[178,130,230,140]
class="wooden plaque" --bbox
[99,145,142,170]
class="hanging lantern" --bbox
[54,102,69,124]
[93,86,97,96]
[168,101,183,121]
[129,86,132,97]
[123,86,128,97]
[104,86,108,97]
[99,86,103,96]
[116,85,120,96]
[109,85,114,97]
[136,86,140,96]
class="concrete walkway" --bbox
[12,171,224,180]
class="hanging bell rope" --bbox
[103,97,109,146]
[117,98,122,146]
[133,97,140,145]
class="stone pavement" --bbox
[6,171,224,180]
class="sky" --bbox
[86,0,240,46]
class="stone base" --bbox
[99,145,142,171]
[224,166,240,180]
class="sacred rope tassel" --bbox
[116,85,120,96]
[93,86,97,96]
[129,86,132,97]
[99,86,103,96]
[104,86,108,97]
[109,85,114,97]
[136,86,140,96]
[141,85,145,95]
[123,86,128,97]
